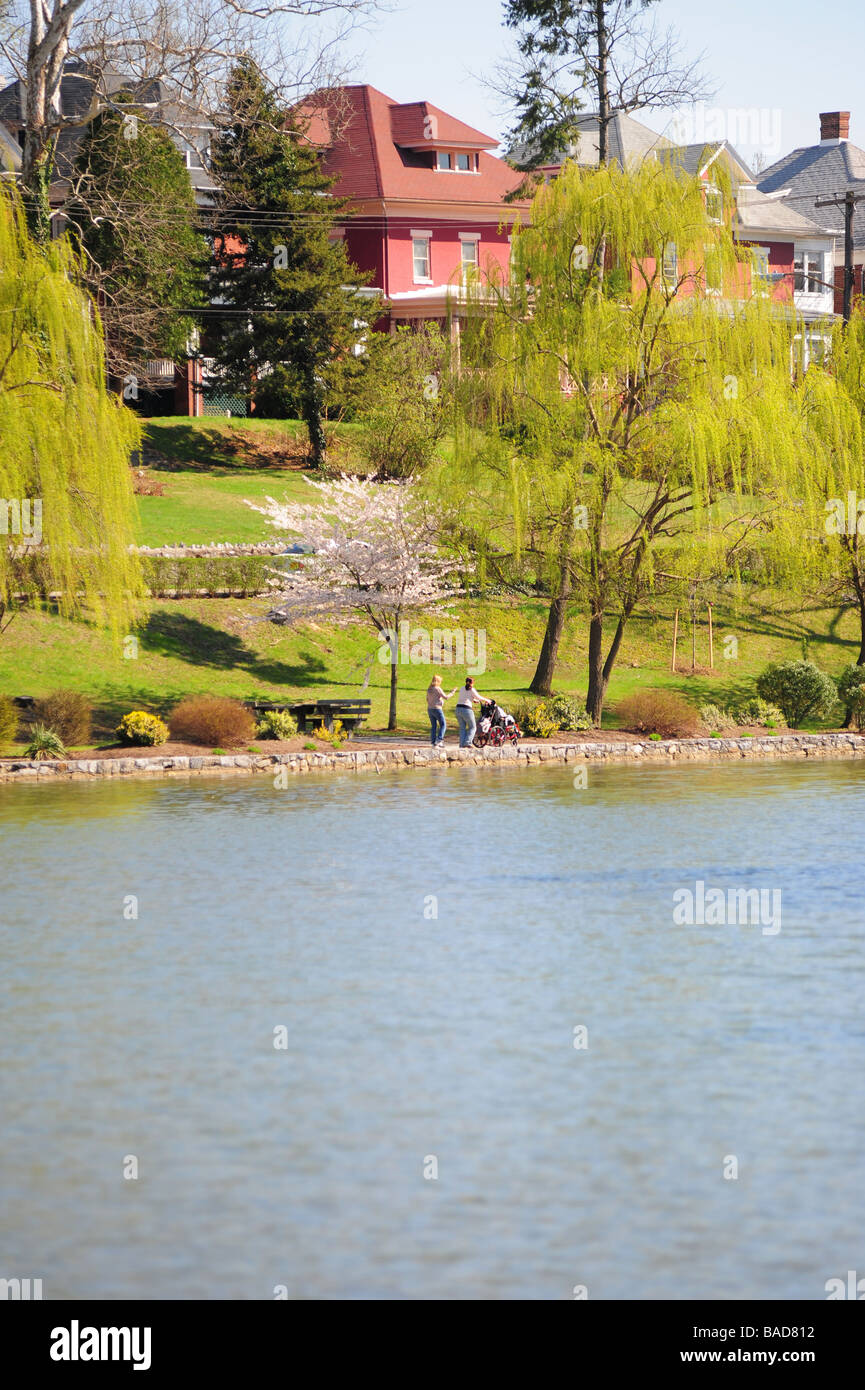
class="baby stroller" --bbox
[474,698,522,748]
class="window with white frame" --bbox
[705,185,723,222]
[661,241,677,285]
[412,233,431,281]
[435,150,478,172]
[794,248,824,294]
[792,330,831,374]
[751,245,770,290]
[460,234,479,271]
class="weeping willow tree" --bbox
[451,156,827,721]
[795,311,865,672]
[0,183,143,635]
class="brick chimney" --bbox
[819,111,850,142]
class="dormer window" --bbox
[434,150,478,172]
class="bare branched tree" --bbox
[0,0,382,237]
[489,0,711,171]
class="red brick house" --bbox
[296,85,531,337]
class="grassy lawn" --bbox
[3,415,858,748]
[134,416,363,546]
[1,587,860,746]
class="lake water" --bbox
[1,760,863,1300]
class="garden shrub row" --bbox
[8,552,276,599]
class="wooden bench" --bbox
[251,698,372,736]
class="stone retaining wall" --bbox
[2,732,864,783]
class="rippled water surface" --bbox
[1,759,863,1299]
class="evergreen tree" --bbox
[207,58,375,466]
[502,1,705,171]
[67,98,207,381]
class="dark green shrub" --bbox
[837,664,865,729]
[756,661,838,727]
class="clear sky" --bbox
[339,0,865,169]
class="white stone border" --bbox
[1,733,864,782]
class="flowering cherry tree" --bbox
[248,476,462,729]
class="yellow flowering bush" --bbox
[116,710,169,746]
[312,718,345,748]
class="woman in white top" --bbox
[454,675,485,748]
[426,673,457,747]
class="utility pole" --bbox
[815,189,865,322]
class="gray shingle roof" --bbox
[758,142,865,250]
[735,184,833,237]
[514,110,673,170]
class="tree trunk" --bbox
[841,553,865,726]
[530,580,571,695]
[595,0,609,166]
[585,605,633,725]
[301,358,327,469]
[388,653,398,730]
[854,561,865,665]
[586,610,606,724]
[21,141,55,243]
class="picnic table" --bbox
[251,698,371,736]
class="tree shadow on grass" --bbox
[141,422,311,475]
[141,610,328,687]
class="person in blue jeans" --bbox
[455,676,486,748]
[426,674,457,747]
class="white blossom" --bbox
[246,475,463,638]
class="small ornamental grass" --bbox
[32,690,92,746]
[24,724,67,760]
[117,710,169,746]
[169,696,255,747]
[617,689,701,739]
